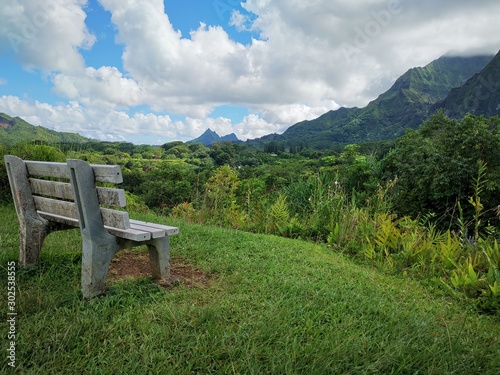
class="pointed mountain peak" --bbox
[188,128,239,146]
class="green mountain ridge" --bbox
[0,113,90,146]
[432,50,500,118]
[251,54,495,149]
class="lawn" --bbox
[1,204,499,374]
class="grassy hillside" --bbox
[1,205,499,374]
[0,113,89,146]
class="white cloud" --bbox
[0,95,177,142]
[0,0,95,73]
[0,95,276,142]
[2,0,500,143]
[52,66,144,108]
[0,78,7,85]
[62,0,343,113]
[229,10,251,32]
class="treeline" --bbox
[1,112,499,313]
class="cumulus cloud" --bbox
[2,0,500,143]
[0,0,95,73]
[53,66,144,108]
[229,10,252,32]
[67,0,342,112]
[0,95,189,142]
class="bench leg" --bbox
[81,239,118,299]
[80,235,172,298]
[19,216,48,268]
[147,237,171,279]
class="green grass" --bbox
[1,205,499,374]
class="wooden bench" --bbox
[4,155,179,299]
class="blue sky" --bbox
[1,0,500,144]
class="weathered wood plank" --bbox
[97,187,126,207]
[30,179,126,206]
[100,208,131,229]
[38,212,151,241]
[105,226,150,241]
[25,161,69,179]
[89,164,123,183]
[30,179,74,200]
[38,211,79,227]
[130,222,165,238]
[34,197,131,229]
[26,160,123,183]
[130,219,180,236]
[34,196,78,219]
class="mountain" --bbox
[251,54,494,149]
[0,113,89,146]
[188,128,239,146]
[431,50,500,118]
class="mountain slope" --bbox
[253,54,494,149]
[0,113,89,145]
[432,50,500,118]
[188,128,239,146]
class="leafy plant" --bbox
[269,193,290,235]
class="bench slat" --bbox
[30,179,126,206]
[97,187,127,207]
[34,196,78,219]
[100,208,131,230]
[25,161,69,179]
[38,211,79,227]
[105,226,150,241]
[30,179,74,200]
[38,212,151,241]
[130,219,180,236]
[34,197,131,229]
[129,222,165,238]
[26,160,123,183]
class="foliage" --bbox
[382,112,500,228]
[201,165,247,228]
[269,193,290,235]
[135,162,197,212]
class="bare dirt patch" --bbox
[108,250,211,289]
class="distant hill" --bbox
[250,54,494,149]
[0,113,89,146]
[188,128,239,146]
[431,50,500,118]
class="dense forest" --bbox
[1,111,500,314]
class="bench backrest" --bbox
[4,155,131,231]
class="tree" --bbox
[382,112,500,227]
[138,163,196,210]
